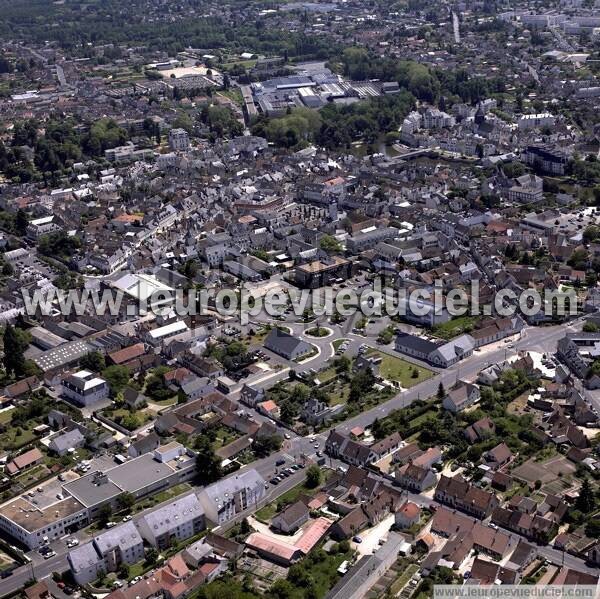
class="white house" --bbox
[62,370,109,406]
[197,469,266,526]
[68,521,144,585]
[137,494,205,549]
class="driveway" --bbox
[352,513,395,559]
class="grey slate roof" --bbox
[68,541,100,572]
[93,521,142,554]
[50,428,85,453]
[395,333,439,354]
[264,328,311,357]
[202,468,265,505]
[141,493,203,536]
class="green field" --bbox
[255,473,331,522]
[0,408,15,424]
[432,316,479,340]
[332,338,349,351]
[366,349,433,387]
[133,484,192,513]
[389,563,419,596]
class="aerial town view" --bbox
[0,0,600,598]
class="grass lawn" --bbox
[332,338,349,351]
[389,562,419,596]
[191,578,261,599]
[299,549,354,599]
[432,316,479,340]
[305,326,329,338]
[13,464,49,487]
[217,88,244,105]
[0,427,37,451]
[296,345,318,363]
[320,376,350,405]
[255,473,331,523]
[211,426,241,451]
[316,366,338,384]
[366,349,433,387]
[247,326,271,345]
[149,396,177,407]
[0,408,14,424]
[408,408,438,429]
[222,59,257,69]
[127,560,150,581]
[105,408,153,430]
[133,484,192,513]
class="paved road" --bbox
[0,321,586,595]
[0,453,311,597]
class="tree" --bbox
[269,579,295,599]
[319,234,342,253]
[195,436,222,484]
[377,326,394,345]
[98,504,112,526]
[102,365,130,396]
[118,563,130,579]
[252,434,282,457]
[349,367,376,403]
[145,547,158,565]
[240,517,250,535]
[121,413,141,431]
[437,382,446,399]
[585,518,600,538]
[80,351,106,372]
[575,478,596,513]
[334,355,350,374]
[3,324,30,377]
[306,464,322,488]
[568,248,589,270]
[117,492,135,511]
[15,209,28,235]
[145,369,172,402]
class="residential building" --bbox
[61,370,109,406]
[395,333,475,368]
[434,475,500,519]
[264,328,313,361]
[394,501,421,529]
[48,429,86,456]
[198,469,266,526]
[272,501,310,534]
[517,113,555,131]
[68,522,144,585]
[137,494,205,549]
[523,145,568,175]
[442,382,481,413]
[168,128,190,151]
[508,174,544,204]
[294,256,351,288]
